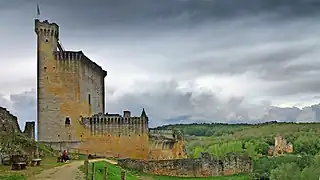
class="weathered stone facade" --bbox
[35,19,184,160]
[118,153,252,177]
[148,129,185,160]
[35,19,106,143]
[78,110,150,159]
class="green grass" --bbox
[80,161,249,180]
[81,161,138,180]
[0,175,25,180]
[0,156,64,180]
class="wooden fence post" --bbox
[103,164,108,180]
[84,160,89,180]
[91,162,95,180]
[121,170,126,180]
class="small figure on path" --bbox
[62,150,70,162]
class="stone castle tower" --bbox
[35,19,106,142]
[35,19,185,160]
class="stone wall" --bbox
[148,130,185,160]
[35,19,106,142]
[80,113,148,136]
[118,153,252,177]
[0,107,21,133]
[39,141,81,153]
[79,54,105,115]
[23,122,35,140]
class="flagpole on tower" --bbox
[36,0,40,19]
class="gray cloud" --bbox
[0,0,320,128]
[10,89,37,125]
[106,80,320,127]
[0,89,36,131]
[181,41,318,79]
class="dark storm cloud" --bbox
[38,0,320,25]
[3,0,319,29]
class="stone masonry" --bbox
[118,153,252,177]
[35,19,106,143]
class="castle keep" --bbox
[35,19,184,160]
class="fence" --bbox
[84,159,126,180]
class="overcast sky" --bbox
[1,0,320,129]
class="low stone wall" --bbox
[118,153,252,177]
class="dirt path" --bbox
[29,159,118,180]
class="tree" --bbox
[192,146,204,158]
[300,155,320,180]
[270,163,301,180]
[244,142,257,159]
[301,166,320,180]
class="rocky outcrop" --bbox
[0,107,35,139]
[0,107,21,133]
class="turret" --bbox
[35,19,59,52]
[141,108,147,118]
[141,108,149,124]
[35,19,61,142]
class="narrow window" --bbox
[88,94,91,105]
[65,117,71,125]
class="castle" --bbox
[268,135,293,156]
[35,19,184,160]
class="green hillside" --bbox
[153,122,320,179]
[153,122,320,156]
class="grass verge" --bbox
[0,156,64,180]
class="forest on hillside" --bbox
[152,122,320,179]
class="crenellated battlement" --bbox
[81,115,148,125]
[53,51,107,77]
[80,109,149,136]
[54,51,83,61]
[81,110,149,125]
[35,19,59,38]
